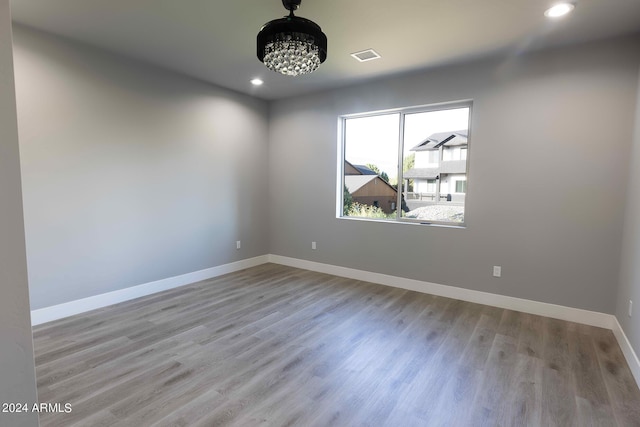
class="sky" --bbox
[344,107,469,180]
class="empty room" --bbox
[2,0,640,426]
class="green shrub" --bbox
[347,203,394,219]
[343,185,353,216]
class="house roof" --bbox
[405,159,467,178]
[403,168,440,179]
[353,165,378,175]
[411,130,468,152]
[344,160,362,175]
[344,160,378,176]
[344,160,382,176]
[345,175,397,194]
[344,175,378,193]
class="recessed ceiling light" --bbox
[250,78,264,86]
[350,49,381,62]
[544,2,575,18]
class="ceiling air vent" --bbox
[350,49,381,62]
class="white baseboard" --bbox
[612,318,640,386]
[268,255,614,329]
[30,255,269,326]
[30,253,639,389]
[269,255,640,388]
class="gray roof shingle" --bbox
[410,130,468,152]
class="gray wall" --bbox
[13,26,270,310]
[269,36,640,314]
[0,4,39,427]
[616,64,640,356]
[10,20,640,353]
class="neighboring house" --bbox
[403,130,468,204]
[345,162,379,176]
[344,160,398,213]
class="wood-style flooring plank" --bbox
[31,263,640,426]
[591,326,640,426]
[571,325,617,426]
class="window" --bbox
[428,150,440,165]
[443,146,467,161]
[339,101,471,225]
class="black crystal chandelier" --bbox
[257,0,327,76]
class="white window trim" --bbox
[337,99,473,227]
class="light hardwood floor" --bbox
[33,263,640,426]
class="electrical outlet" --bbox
[629,300,633,317]
[236,240,241,250]
[312,241,317,250]
[493,266,501,278]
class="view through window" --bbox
[340,102,471,225]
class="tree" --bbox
[343,185,353,216]
[403,153,415,172]
[347,203,393,219]
[366,163,381,174]
[403,153,415,192]
[366,163,390,183]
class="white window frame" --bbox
[337,99,472,227]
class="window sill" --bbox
[337,216,466,229]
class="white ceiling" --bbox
[10,0,640,100]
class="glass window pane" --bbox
[401,107,469,223]
[343,113,400,220]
